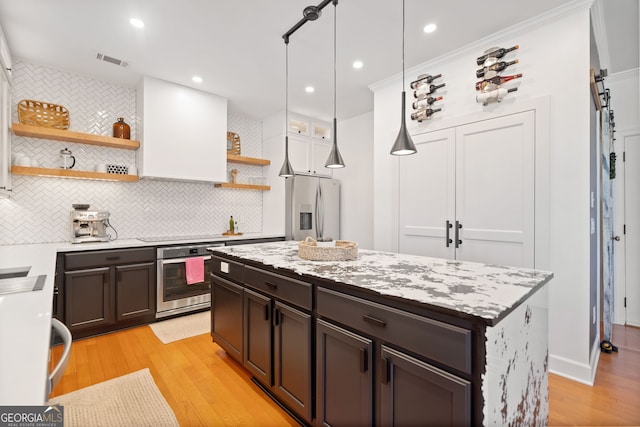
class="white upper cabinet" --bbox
[0,23,11,197]
[0,24,12,81]
[136,76,227,182]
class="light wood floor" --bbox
[52,322,640,426]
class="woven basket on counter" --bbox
[298,236,358,261]
[18,99,70,130]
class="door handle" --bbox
[381,357,391,384]
[446,220,453,247]
[614,235,621,241]
[264,303,270,321]
[360,348,368,373]
[455,221,462,248]
[273,308,281,326]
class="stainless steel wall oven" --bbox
[156,243,223,318]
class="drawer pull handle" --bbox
[265,281,278,290]
[106,256,120,261]
[360,348,368,373]
[362,314,386,327]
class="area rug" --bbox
[49,368,179,426]
[149,311,210,344]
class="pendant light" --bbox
[390,0,417,156]
[279,39,295,177]
[325,0,345,169]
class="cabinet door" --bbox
[243,288,272,385]
[273,301,312,423]
[316,319,373,427]
[288,135,310,174]
[115,262,155,322]
[310,139,333,177]
[64,267,115,332]
[0,69,10,194]
[380,345,470,426]
[455,111,535,268]
[399,128,456,258]
[211,275,244,362]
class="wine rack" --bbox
[410,73,444,122]
[475,44,521,106]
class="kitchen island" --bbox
[209,241,552,426]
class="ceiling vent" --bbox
[96,53,128,68]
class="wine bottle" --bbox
[412,96,442,110]
[476,87,518,105]
[476,59,518,78]
[410,73,442,89]
[475,73,522,91]
[229,215,234,233]
[411,107,442,121]
[413,83,446,98]
[476,45,519,66]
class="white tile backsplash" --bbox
[0,61,266,245]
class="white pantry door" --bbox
[454,111,535,268]
[399,129,456,258]
[625,133,640,326]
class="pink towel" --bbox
[185,257,205,285]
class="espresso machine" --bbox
[70,205,112,243]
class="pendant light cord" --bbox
[285,41,289,135]
[402,0,405,89]
[333,2,338,118]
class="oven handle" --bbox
[161,255,212,265]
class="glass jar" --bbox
[113,117,131,139]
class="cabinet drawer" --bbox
[244,266,312,311]
[211,256,244,283]
[317,287,471,374]
[65,248,155,270]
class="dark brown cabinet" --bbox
[211,275,244,362]
[316,319,373,427]
[65,267,114,331]
[273,301,312,423]
[61,248,156,337]
[380,345,471,426]
[243,288,271,384]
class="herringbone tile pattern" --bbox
[1,62,265,245]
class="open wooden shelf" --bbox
[11,166,139,182]
[227,154,271,166]
[12,123,140,150]
[214,182,270,191]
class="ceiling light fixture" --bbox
[305,86,315,93]
[129,18,144,28]
[423,23,437,33]
[352,60,363,69]
[192,76,203,83]
[280,0,337,177]
[279,39,295,177]
[325,0,345,169]
[390,0,417,156]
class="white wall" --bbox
[371,2,595,383]
[332,112,374,249]
[609,68,640,325]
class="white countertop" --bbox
[211,241,554,325]
[0,233,282,405]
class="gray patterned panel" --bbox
[211,242,553,323]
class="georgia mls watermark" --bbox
[0,405,63,427]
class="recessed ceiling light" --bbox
[352,61,364,69]
[130,18,145,28]
[192,76,203,83]
[305,86,315,93]
[423,23,437,33]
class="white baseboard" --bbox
[548,340,600,386]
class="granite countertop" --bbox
[210,241,553,325]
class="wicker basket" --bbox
[17,99,70,130]
[298,236,358,261]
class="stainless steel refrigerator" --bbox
[286,175,340,241]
